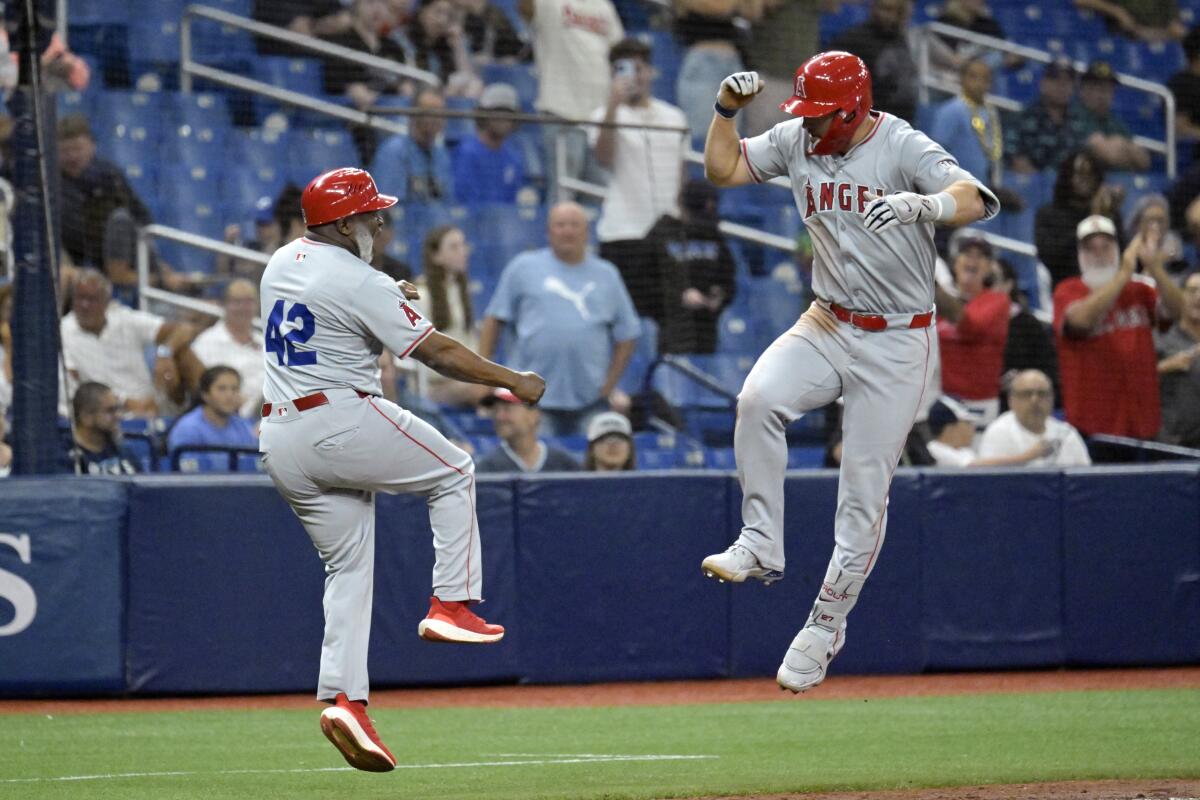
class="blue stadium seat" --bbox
[236,452,265,472]
[157,164,224,271]
[468,204,546,279]
[636,447,682,470]
[818,2,869,47]
[70,0,129,25]
[192,16,256,65]
[643,30,682,105]
[716,307,762,356]
[704,447,738,470]
[121,162,159,217]
[165,92,233,130]
[128,18,182,67]
[786,446,826,469]
[745,278,803,335]
[287,128,354,186]
[479,64,539,112]
[175,451,234,473]
[1108,171,1171,222]
[93,91,163,150]
[254,57,324,119]
[57,90,94,119]
[1132,41,1187,83]
[221,168,287,223]
[443,96,478,146]
[440,408,494,437]
[227,128,291,173]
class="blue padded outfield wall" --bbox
[1,467,1198,695]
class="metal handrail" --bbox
[642,354,738,407]
[136,224,269,318]
[915,21,1177,177]
[180,4,438,93]
[1087,434,1200,461]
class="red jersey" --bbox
[1053,275,1160,438]
[937,289,1010,401]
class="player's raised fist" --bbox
[511,371,546,405]
[717,71,765,110]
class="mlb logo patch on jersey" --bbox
[399,302,423,327]
[295,252,307,262]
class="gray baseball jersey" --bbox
[259,236,482,704]
[741,113,999,313]
[260,237,434,401]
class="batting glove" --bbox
[717,71,764,110]
[863,191,956,233]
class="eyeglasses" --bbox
[1010,389,1052,400]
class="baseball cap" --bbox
[1082,60,1118,85]
[680,178,718,220]
[253,195,275,225]
[586,411,632,443]
[1076,214,1118,242]
[480,387,526,407]
[479,83,519,111]
[1042,57,1076,80]
[927,396,971,436]
[949,227,994,260]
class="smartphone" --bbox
[615,58,637,80]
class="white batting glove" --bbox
[717,71,764,110]
[863,191,956,233]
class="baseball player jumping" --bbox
[258,168,545,772]
[700,53,998,692]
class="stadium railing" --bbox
[912,21,1178,178]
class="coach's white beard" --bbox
[1079,252,1119,289]
[353,222,374,264]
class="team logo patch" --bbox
[399,302,423,327]
[936,158,957,174]
[295,252,307,262]
[794,73,807,98]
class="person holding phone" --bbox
[589,38,688,335]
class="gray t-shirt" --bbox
[742,113,1000,314]
[485,247,640,410]
[1155,324,1200,447]
[260,237,434,401]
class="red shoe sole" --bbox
[417,618,504,644]
[320,713,396,773]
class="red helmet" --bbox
[779,51,873,156]
[301,167,398,227]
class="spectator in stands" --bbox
[192,279,264,419]
[518,0,623,196]
[1156,271,1200,447]
[828,0,917,123]
[479,202,641,436]
[370,86,455,202]
[453,0,527,63]
[60,269,204,417]
[218,198,279,282]
[744,0,835,136]
[978,369,1092,465]
[413,225,491,406]
[1168,27,1200,143]
[57,114,189,300]
[166,366,258,456]
[1128,194,1188,277]
[993,257,1060,407]
[254,0,352,54]
[452,82,527,204]
[583,410,635,471]
[591,38,688,322]
[1035,149,1124,288]
[1073,60,1151,172]
[63,381,140,475]
[1073,0,1187,42]
[672,0,757,141]
[409,0,484,95]
[926,394,1063,466]
[934,229,1011,424]
[929,0,1012,72]
[930,58,1004,188]
[1006,59,1089,174]
[475,387,579,472]
[1053,215,1183,439]
[644,178,737,353]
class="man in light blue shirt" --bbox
[369,87,454,203]
[479,202,641,436]
[930,57,1001,187]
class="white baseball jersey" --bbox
[741,113,1000,314]
[259,237,434,402]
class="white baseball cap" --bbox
[586,411,632,443]
[1076,215,1117,242]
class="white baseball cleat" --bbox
[776,626,846,694]
[701,544,783,585]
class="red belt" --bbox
[829,302,934,332]
[261,390,372,418]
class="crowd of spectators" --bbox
[9,0,1200,478]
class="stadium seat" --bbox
[128,18,182,67]
[704,447,738,470]
[254,57,324,119]
[818,2,869,47]
[157,164,224,270]
[192,16,256,65]
[69,0,129,25]
[468,204,546,279]
[121,162,160,217]
[715,307,762,356]
[93,91,163,151]
[786,446,826,469]
[745,277,803,336]
[479,63,539,111]
[636,447,682,470]
[287,128,355,186]
[221,168,287,224]
[236,452,265,472]
[643,30,683,105]
[227,128,291,173]
[175,451,234,473]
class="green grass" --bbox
[0,689,1197,800]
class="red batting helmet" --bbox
[780,51,873,156]
[301,167,397,227]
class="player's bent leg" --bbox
[705,330,843,585]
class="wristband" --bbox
[930,191,957,222]
[156,345,173,359]
[713,101,738,120]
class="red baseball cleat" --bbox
[417,596,505,643]
[319,693,397,773]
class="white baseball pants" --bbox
[260,389,482,703]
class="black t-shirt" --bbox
[63,440,141,475]
[254,0,344,54]
[60,157,151,269]
[1168,70,1200,124]
[828,22,916,123]
[475,443,580,473]
[646,215,737,355]
[934,12,1005,48]
[463,5,526,60]
[322,29,409,96]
